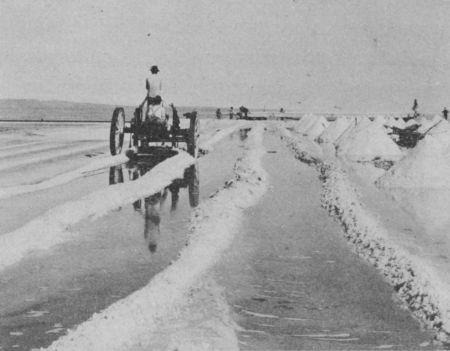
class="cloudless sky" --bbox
[1,0,450,113]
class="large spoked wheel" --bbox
[186,164,199,207]
[187,114,199,158]
[110,107,125,155]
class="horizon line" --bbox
[0,97,433,116]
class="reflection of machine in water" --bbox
[109,158,199,253]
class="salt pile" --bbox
[317,117,354,144]
[293,114,317,133]
[384,116,406,129]
[415,115,443,133]
[377,132,450,189]
[333,117,357,145]
[373,115,386,123]
[335,118,403,162]
[404,118,419,127]
[427,119,450,144]
[303,115,329,139]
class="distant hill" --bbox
[0,99,218,121]
[2,99,413,122]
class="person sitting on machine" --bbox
[145,65,169,134]
[146,65,162,105]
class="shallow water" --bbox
[0,127,250,350]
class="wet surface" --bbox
[0,169,109,235]
[215,132,439,350]
[0,122,107,186]
[108,158,200,254]
[0,143,108,188]
[0,156,198,350]
[0,127,250,350]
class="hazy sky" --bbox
[1,0,450,113]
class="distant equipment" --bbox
[387,120,442,148]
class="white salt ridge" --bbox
[283,134,450,342]
[0,151,195,271]
[0,142,66,159]
[0,140,46,152]
[39,123,109,142]
[317,117,354,144]
[336,118,403,162]
[142,277,239,350]
[322,162,450,341]
[0,141,106,171]
[377,131,450,189]
[278,127,323,161]
[0,153,129,200]
[199,121,249,152]
[41,125,267,351]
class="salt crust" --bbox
[199,120,250,153]
[38,125,267,351]
[0,153,129,199]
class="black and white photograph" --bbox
[1,1,450,350]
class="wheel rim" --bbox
[114,111,124,152]
[194,118,199,157]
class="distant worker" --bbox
[216,108,222,119]
[442,107,449,120]
[412,98,419,118]
[146,65,162,105]
[229,106,234,119]
[239,106,249,119]
[280,107,285,113]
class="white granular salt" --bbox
[377,132,450,189]
[317,117,354,144]
[302,115,329,140]
[336,118,403,162]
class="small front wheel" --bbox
[110,107,125,155]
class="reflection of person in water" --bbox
[169,182,180,211]
[144,192,162,253]
[142,188,170,253]
[108,161,200,254]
